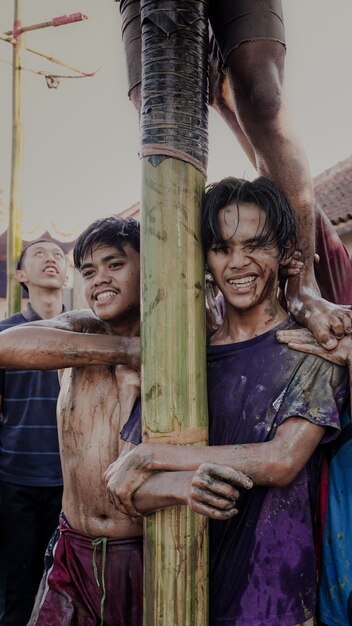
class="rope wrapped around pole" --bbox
[140,0,208,172]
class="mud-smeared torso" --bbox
[57,363,142,538]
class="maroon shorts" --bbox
[314,205,352,304]
[119,0,286,94]
[30,516,143,626]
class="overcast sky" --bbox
[0,0,351,238]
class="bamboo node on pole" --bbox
[143,420,208,445]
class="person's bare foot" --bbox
[286,279,352,350]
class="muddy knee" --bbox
[227,41,285,125]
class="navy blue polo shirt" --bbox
[0,304,63,486]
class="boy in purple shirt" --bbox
[106,177,349,626]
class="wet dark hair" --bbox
[201,177,297,262]
[73,216,140,270]
[16,239,65,293]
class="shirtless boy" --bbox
[0,218,136,625]
[105,178,349,626]
[0,216,248,626]
[0,218,143,625]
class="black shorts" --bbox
[119,0,286,93]
[209,0,285,65]
[119,0,142,95]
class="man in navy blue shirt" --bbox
[0,240,67,626]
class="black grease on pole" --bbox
[140,0,209,169]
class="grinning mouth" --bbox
[95,290,118,302]
[228,275,256,288]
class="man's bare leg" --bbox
[208,38,256,168]
[118,2,352,348]
[215,39,352,347]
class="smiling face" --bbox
[80,243,140,334]
[16,241,67,291]
[206,202,280,314]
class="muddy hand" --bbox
[205,272,223,337]
[105,445,154,517]
[186,463,253,520]
[277,327,351,366]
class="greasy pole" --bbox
[140,1,209,624]
[7,0,23,315]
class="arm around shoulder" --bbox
[0,311,140,371]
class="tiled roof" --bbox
[120,160,352,233]
[118,202,140,220]
[0,230,75,263]
[314,155,352,231]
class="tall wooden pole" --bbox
[7,0,23,315]
[140,2,209,624]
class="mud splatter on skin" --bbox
[58,363,142,539]
[207,201,295,349]
[263,269,281,325]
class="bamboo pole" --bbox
[140,1,209,624]
[142,160,208,626]
[7,0,23,315]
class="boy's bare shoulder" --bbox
[53,309,113,335]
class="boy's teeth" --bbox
[97,291,115,301]
[229,276,256,287]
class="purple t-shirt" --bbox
[121,317,348,626]
[207,317,347,626]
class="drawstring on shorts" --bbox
[92,536,108,626]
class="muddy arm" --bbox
[108,466,252,520]
[105,417,324,516]
[0,313,140,371]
